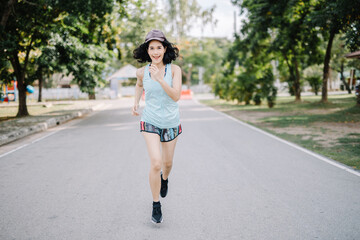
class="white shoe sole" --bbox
[151,217,163,224]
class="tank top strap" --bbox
[143,64,150,81]
[166,63,172,76]
[165,63,172,85]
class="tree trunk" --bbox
[282,52,298,99]
[0,0,17,27]
[88,91,96,100]
[38,71,43,102]
[10,52,29,117]
[340,61,351,94]
[186,64,193,89]
[17,79,29,117]
[293,56,301,102]
[321,29,336,103]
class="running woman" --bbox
[132,29,182,224]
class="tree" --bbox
[200,38,231,85]
[54,0,129,99]
[309,0,360,102]
[0,0,128,116]
[51,33,111,97]
[164,0,216,40]
[215,34,277,107]
[112,0,168,68]
[230,0,323,103]
[163,0,217,89]
[0,0,16,28]
[0,0,62,116]
[177,39,207,88]
[330,35,352,94]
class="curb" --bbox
[0,107,96,146]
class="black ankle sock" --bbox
[153,201,160,206]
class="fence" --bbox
[25,87,117,101]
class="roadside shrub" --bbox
[306,76,322,95]
[253,93,262,105]
[259,69,277,108]
[266,86,277,108]
[214,73,232,101]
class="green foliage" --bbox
[308,0,360,102]
[114,0,168,67]
[230,0,360,105]
[253,94,261,105]
[177,37,230,87]
[231,74,256,104]
[213,70,232,101]
[344,22,360,52]
[259,69,277,108]
[227,0,324,103]
[305,76,322,95]
[49,33,111,94]
[0,0,129,115]
[214,27,277,107]
[0,60,13,84]
[309,0,360,49]
[214,62,277,107]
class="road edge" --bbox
[0,103,105,147]
[193,98,360,178]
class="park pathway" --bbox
[1,98,359,240]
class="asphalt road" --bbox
[1,98,360,240]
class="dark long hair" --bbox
[133,39,179,64]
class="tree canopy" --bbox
[0,0,129,116]
[216,0,360,106]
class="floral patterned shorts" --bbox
[140,121,182,142]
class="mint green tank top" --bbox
[141,63,180,128]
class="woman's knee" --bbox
[163,160,173,169]
[150,158,162,172]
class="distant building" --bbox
[345,50,360,88]
[106,64,137,98]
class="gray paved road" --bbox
[1,99,360,240]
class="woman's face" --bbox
[147,40,166,64]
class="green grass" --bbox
[201,94,360,170]
[261,106,360,127]
[273,132,360,170]
[0,100,97,122]
[0,104,73,120]
[326,133,360,169]
[203,94,357,112]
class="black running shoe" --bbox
[160,172,168,198]
[152,201,163,224]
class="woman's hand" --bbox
[132,104,140,116]
[149,64,164,82]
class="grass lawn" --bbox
[0,100,98,122]
[0,104,73,120]
[201,94,360,170]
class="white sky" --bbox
[189,0,241,39]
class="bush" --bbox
[214,68,277,108]
[253,93,261,105]
[306,76,322,95]
[266,86,277,108]
[259,69,277,108]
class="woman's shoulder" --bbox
[136,66,147,79]
[170,64,181,73]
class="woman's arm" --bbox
[132,67,144,116]
[149,64,182,102]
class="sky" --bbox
[188,0,242,39]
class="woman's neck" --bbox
[151,62,165,68]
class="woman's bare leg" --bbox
[161,137,178,180]
[142,132,162,202]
